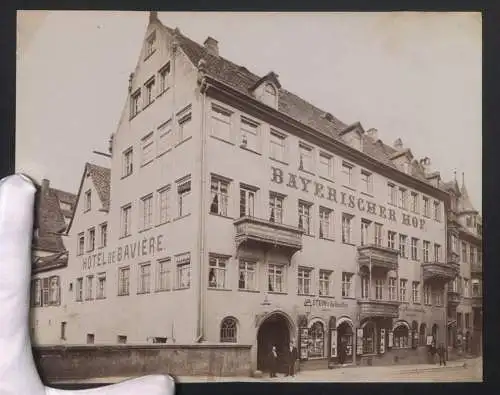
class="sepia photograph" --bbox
[16,10,482,384]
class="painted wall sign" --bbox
[380,329,386,354]
[81,235,165,271]
[303,298,348,309]
[271,166,429,231]
[299,328,309,360]
[356,328,363,355]
[388,330,394,348]
[330,329,337,358]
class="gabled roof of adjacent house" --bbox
[157,20,433,187]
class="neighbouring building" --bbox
[443,174,483,358]
[32,13,481,374]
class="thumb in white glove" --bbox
[0,174,175,395]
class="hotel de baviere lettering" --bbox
[30,13,482,374]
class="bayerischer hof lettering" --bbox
[271,166,426,230]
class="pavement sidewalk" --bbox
[49,358,479,385]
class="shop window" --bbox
[362,322,376,354]
[393,324,410,348]
[308,321,325,358]
[220,317,237,343]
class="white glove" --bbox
[0,174,176,395]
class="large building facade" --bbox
[31,13,481,373]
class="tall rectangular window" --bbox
[342,214,353,244]
[361,219,371,246]
[298,201,313,235]
[268,264,285,293]
[145,31,156,58]
[211,104,232,142]
[461,242,468,263]
[361,170,373,194]
[434,243,441,262]
[342,272,353,298]
[140,194,153,230]
[319,206,334,239]
[387,230,396,249]
[208,255,228,289]
[76,277,83,301]
[269,130,286,162]
[177,178,191,217]
[398,187,407,210]
[319,270,332,297]
[238,260,256,291]
[423,241,430,262]
[121,204,132,237]
[177,107,192,142]
[297,267,312,295]
[157,119,173,155]
[210,177,229,216]
[138,263,151,294]
[96,273,106,299]
[241,117,260,152]
[176,253,191,289]
[49,276,60,305]
[141,132,155,166]
[32,279,42,306]
[269,192,284,223]
[374,223,383,246]
[85,275,94,300]
[118,267,130,296]
[472,279,480,297]
[87,228,95,252]
[412,281,420,303]
[399,279,407,302]
[389,277,397,301]
[84,190,91,212]
[319,152,333,179]
[342,162,354,186]
[424,285,431,305]
[361,276,369,299]
[130,89,141,118]
[423,196,430,217]
[399,234,407,258]
[157,258,171,291]
[299,143,313,172]
[77,233,84,255]
[463,278,470,297]
[100,223,107,248]
[433,201,441,221]
[375,279,384,300]
[411,237,419,260]
[410,192,419,213]
[158,186,170,225]
[123,147,133,177]
[470,246,476,265]
[144,77,155,107]
[240,185,256,217]
[388,183,397,205]
[158,62,171,93]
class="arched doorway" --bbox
[257,312,292,372]
[393,322,410,349]
[337,318,354,364]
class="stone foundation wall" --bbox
[33,344,252,380]
[355,346,462,367]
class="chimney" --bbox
[149,11,158,22]
[204,36,219,57]
[41,179,50,193]
[366,128,378,140]
[393,138,403,150]
[419,157,431,173]
[322,112,334,122]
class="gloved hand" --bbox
[0,174,176,394]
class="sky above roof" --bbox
[16,11,482,212]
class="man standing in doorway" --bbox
[285,341,298,377]
[268,345,278,378]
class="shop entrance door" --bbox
[337,322,353,364]
[257,313,290,373]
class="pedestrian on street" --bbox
[438,343,446,366]
[285,341,298,377]
[268,345,279,378]
[338,339,346,366]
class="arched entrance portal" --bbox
[337,319,354,364]
[257,312,292,372]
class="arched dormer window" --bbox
[220,317,237,343]
[262,83,278,108]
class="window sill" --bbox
[302,232,315,238]
[155,288,172,293]
[269,157,288,166]
[140,159,154,168]
[342,296,356,300]
[143,100,155,111]
[129,111,141,121]
[144,49,156,61]
[318,294,335,299]
[342,241,356,246]
[173,213,191,222]
[207,287,232,292]
[210,134,235,146]
[299,168,315,177]
[137,291,152,295]
[342,185,356,192]
[209,212,234,220]
[156,87,170,99]
[319,175,335,184]
[121,173,133,180]
[96,296,106,300]
[173,287,190,291]
[298,293,315,297]
[157,147,173,159]
[117,293,130,297]
[240,145,262,156]
[119,234,132,240]
[238,289,260,293]
[175,136,192,148]
[267,291,287,295]
[84,209,91,213]
[138,226,153,234]
[361,192,374,198]
[320,236,335,242]
[155,221,170,228]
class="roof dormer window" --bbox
[262,83,278,108]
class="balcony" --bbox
[358,299,400,319]
[234,216,303,256]
[422,261,459,283]
[357,244,399,272]
[471,263,483,276]
[447,290,461,306]
[448,251,460,265]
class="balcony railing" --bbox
[234,216,303,255]
[447,290,461,306]
[358,299,400,319]
[422,260,459,282]
[357,244,399,271]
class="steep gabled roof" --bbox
[459,182,477,213]
[66,163,111,234]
